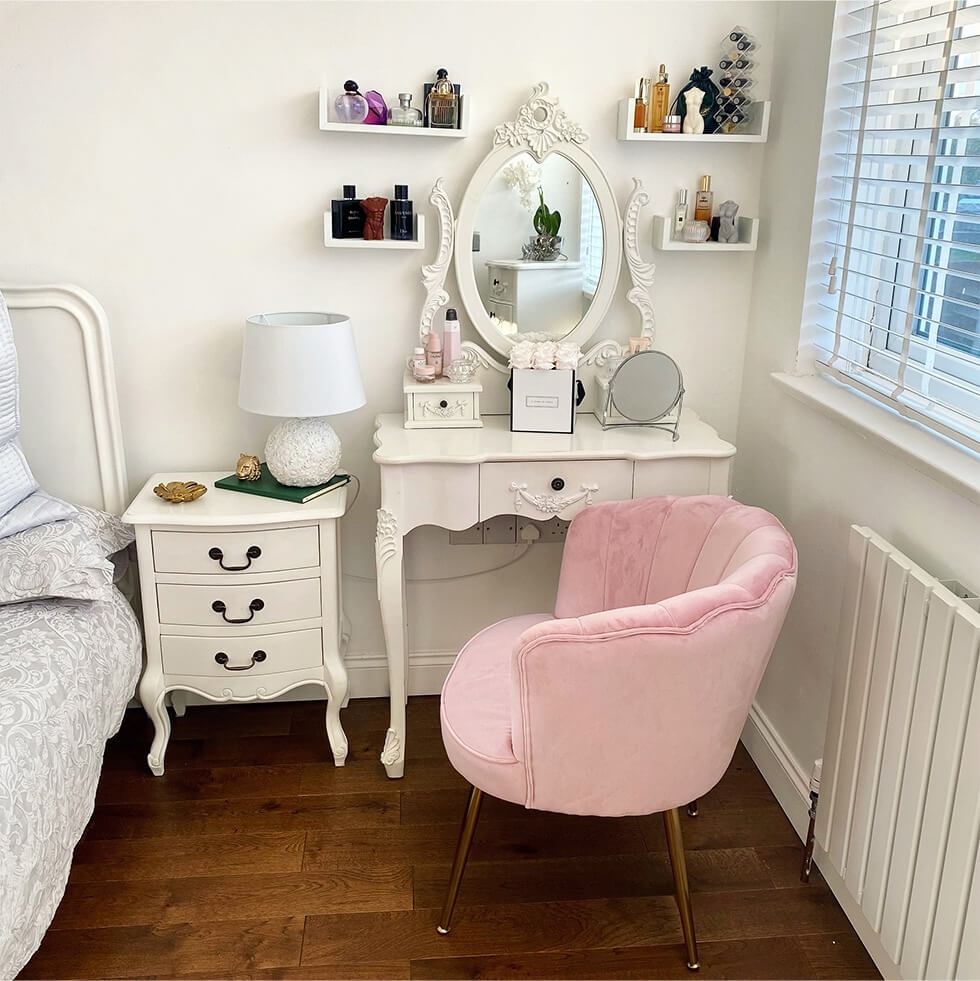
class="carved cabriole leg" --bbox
[170,691,187,717]
[376,507,407,778]
[139,670,171,777]
[324,669,350,767]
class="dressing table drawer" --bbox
[480,460,634,521]
[487,266,515,301]
[413,392,476,423]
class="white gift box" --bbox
[510,367,577,434]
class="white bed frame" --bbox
[1,284,127,514]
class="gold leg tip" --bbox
[687,961,700,971]
[436,925,451,935]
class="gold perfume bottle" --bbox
[426,68,459,129]
[694,175,713,222]
[633,78,651,133]
[647,65,670,133]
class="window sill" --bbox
[771,372,980,506]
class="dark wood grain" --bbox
[20,697,877,981]
[410,936,818,979]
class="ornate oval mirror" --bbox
[455,84,623,358]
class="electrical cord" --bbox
[340,471,537,583]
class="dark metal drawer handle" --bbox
[211,598,264,624]
[208,545,261,571]
[214,649,267,671]
[551,477,565,491]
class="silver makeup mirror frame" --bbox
[598,350,685,440]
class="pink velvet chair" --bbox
[436,495,797,969]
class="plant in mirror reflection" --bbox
[533,187,562,238]
[501,159,540,209]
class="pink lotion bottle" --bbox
[442,308,461,371]
[425,330,443,376]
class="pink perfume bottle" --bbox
[334,81,368,123]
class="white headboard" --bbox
[1,284,128,514]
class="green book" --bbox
[215,466,350,504]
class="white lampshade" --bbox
[239,312,366,418]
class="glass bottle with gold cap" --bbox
[648,65,671,133]
[426,68,459,129]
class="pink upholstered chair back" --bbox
[509,496,796,817]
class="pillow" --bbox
[0,506,135,605]
[0,489,77,540]
[0,291,39,518]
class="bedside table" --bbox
[123,472,351,776]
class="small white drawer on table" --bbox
[480,460,634,521]
[152,526,319,575]
[157,577,322,627]
[161,628,323,678]
[403,372,482,430]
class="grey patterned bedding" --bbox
[0,589,141,979]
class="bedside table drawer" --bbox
[152,526,319,575]
[161,628,322,677]
[157,577,321,627]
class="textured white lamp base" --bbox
[265,417,342,486]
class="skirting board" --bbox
[739,702,812,841]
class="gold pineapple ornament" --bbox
[236,453,262,481]
[153,480,208,504]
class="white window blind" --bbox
[806,0,980,451]
[580,181,603,296]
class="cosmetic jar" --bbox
[413,363,437,382]
[663,115,682,134]
[683,220,711,243]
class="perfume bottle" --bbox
[388,93,423,127]
[673,188,688,240]
[442,308,461,371]
[648,65,670,133]
[426,68,459,129]
[694,176,713,230]
[390,185,414,241]
[331,185,364,239]
[633,78,650,133]
[334,81,368,123]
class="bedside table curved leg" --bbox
[377,508,406,779]
[171,691,187,717]
[139,671,171,777]
[324,662,350,767]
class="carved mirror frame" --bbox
[419,82,656,383]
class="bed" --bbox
[0,285,141,980]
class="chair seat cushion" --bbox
[441,613,551,805]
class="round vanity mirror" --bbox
[610,351,684,422]
[471,152,603,343]
[454,84,623,359]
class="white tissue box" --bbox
[510,368,577,434]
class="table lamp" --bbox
[239,312,366,487]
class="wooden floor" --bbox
[21,697,879,981]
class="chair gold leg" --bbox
[687,799,699,818]
[664,807,700,971]
[436,785,484,935]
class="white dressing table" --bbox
[376,83,737,777]
[373,411,735,777]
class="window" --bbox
[580,180,603,297]
[805,0,980,451]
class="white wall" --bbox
[0,1,776,681]
[735,1,980,788]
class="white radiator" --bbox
[817,526,980,981]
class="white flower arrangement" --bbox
[508,339,581,370]
[501,160,540,210]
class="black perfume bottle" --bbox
[390,184,414,241]
[331,185,363,239]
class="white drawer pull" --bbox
[510,481,599,515]
[214,649,267,671]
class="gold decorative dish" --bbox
[153,480,208,504]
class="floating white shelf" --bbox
[323,213,426,251]
[653,215,758,252]
[319,87,470,138]
[617,99,770,143]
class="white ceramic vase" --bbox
[265,417,342,486]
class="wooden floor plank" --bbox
[410,936,817,980]
[304,818,648,870]
[83,791,399,840]
[19,918,304,980]
[756,844,827,888]
[797,933,881,979]
[96,764,304,804]
[163,962,410,979]
[411,848,774,909]
[69,831,305,882]
[299,757,466,796]
[52,868,413,930]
